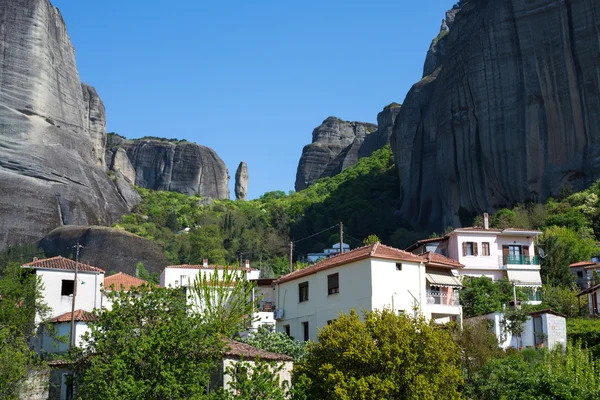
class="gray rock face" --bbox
[295,106,401,190]
[107,148,136,184]
[123,141,230,199]
[39,226,169,275]
[0,0,135,250]
[392,0,600,231]
[235,161,249,200]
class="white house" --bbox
[21,256,105,353]
[306,242,351,263]
[160,259,260,288]
[569,261,600,290]
[273,242,463,341]
[578,283,600,316]
[248,278,277,334]
[407,215,542,303]
[466,309,567,350]
[101,272,149,310]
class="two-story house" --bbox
[569,261,600,290]
[406,216,542,303]
[273,242,463,341]
[21,256,105,353]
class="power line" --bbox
[292,224,338,244]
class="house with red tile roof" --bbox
[21,256,105,354]
[569,261,600,290]
[272,242,463,341]
[101,272,150,310]
[578,282,600,316]
[406,214,543,303]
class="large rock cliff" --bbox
[0,0,135,250]
[108,139,230,199]
[392,0,600,230]
[295,105,400,191]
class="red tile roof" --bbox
[275,242,427,284]
[103,272,148,291]
[453,227,541,234]
[570,261,597,268]
[422,252,464,268]
[167,264,258,272]
[50,309,97,323]
[22,256,104,274]
[405,236,448,252]
[223,339,292,362]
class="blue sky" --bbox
[53,0,452,199]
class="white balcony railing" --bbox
[426,290,460,306]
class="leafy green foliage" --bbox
[466,344,600,399]
[501,306,531,348]
[223,359,289,400]
[453,320,503,382]
[0,264,50,399]
[73,286,225,399]
[460,277,526,318]
[135,262,160,285]
[567,318,600,358]
[189,267,259,337]
[537,285,582,318]
[239,327,307,361]
[294,309,463,400]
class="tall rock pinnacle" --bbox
[235,162,249,201]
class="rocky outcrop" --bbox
[295,105,401,190]
[0,0,135,250]
[235,161,249,200]
[116,140,230,199]
[392,0,600,231]
[39,226,169,275]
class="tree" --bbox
[239,327,307,361]
[189,267,260,337]
[460,277,525,318]
[294,309,463,400]
[539,285,581,318]
[539,226,597,287]
[0,264,51,399]
[453,320,502,382]
[223,360,289,400]
[72,286,225,399]
[134,262,160,285]
[501,306,530,349]
[362,234,381,246]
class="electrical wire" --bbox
[292,224,338,244]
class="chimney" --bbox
[245,259,250,269]
[484,213,489,230]
[203,259,208,267]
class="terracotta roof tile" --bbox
[167,264,258,272]
[422,252,464,268]
[223,339,292,362]
[103,272,148,291]
[22,256,104,274]
[50,309,97,323]
[570,261,597,268]
[275,242,426,284]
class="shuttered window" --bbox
[328,273,339,295]
[482,242,490,256]
[463,242,476,256]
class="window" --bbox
[302,321,309,341]
[396,263,403,271]
[397,310,405,316]
[61,280,74,296]
[284,325,290,336]
[180,275,187,286]
[299,282,309,302]
[462,242,478,256]
[577,271,584,278]
[482,242,490,256]
[327,273,339,295]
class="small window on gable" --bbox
[61,280,74,296]
[482,242,490,256]
[327,273,339,295]
[299,282,309,302]
[396,263,402,271]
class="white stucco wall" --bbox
[221,359,293,393]
[370,259,425,317]
[38,322,89,353]
[481,312,566,350]
[37,269,103,320]
[160,267,258,288]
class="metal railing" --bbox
[259,301,275,312]
[500,255,539,266]
[426,290,460,306]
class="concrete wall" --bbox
[545,313,567,350]
[37,270,103,320]
[370,259,425,318]
[221,359,293,393]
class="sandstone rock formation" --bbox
[39,226,169,275]
[392,0,600,231]
[0,0,135,250]
[113,140,230,199]
[295,105,401,191]
[235,161,249,200]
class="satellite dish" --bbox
[538,248,546,259]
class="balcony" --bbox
[426,290,460,306]
[500,255,539,266]
[259,301,275,312]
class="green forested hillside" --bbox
[115,146,428,276]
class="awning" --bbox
[426,271,462,287]
[507,270,542,287]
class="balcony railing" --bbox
[426,290,460,306]
[259,301,275,312]
[500,255,539,266]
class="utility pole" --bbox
[70,242,83,349]
[339,222,344,254]
[289,241,294,273]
